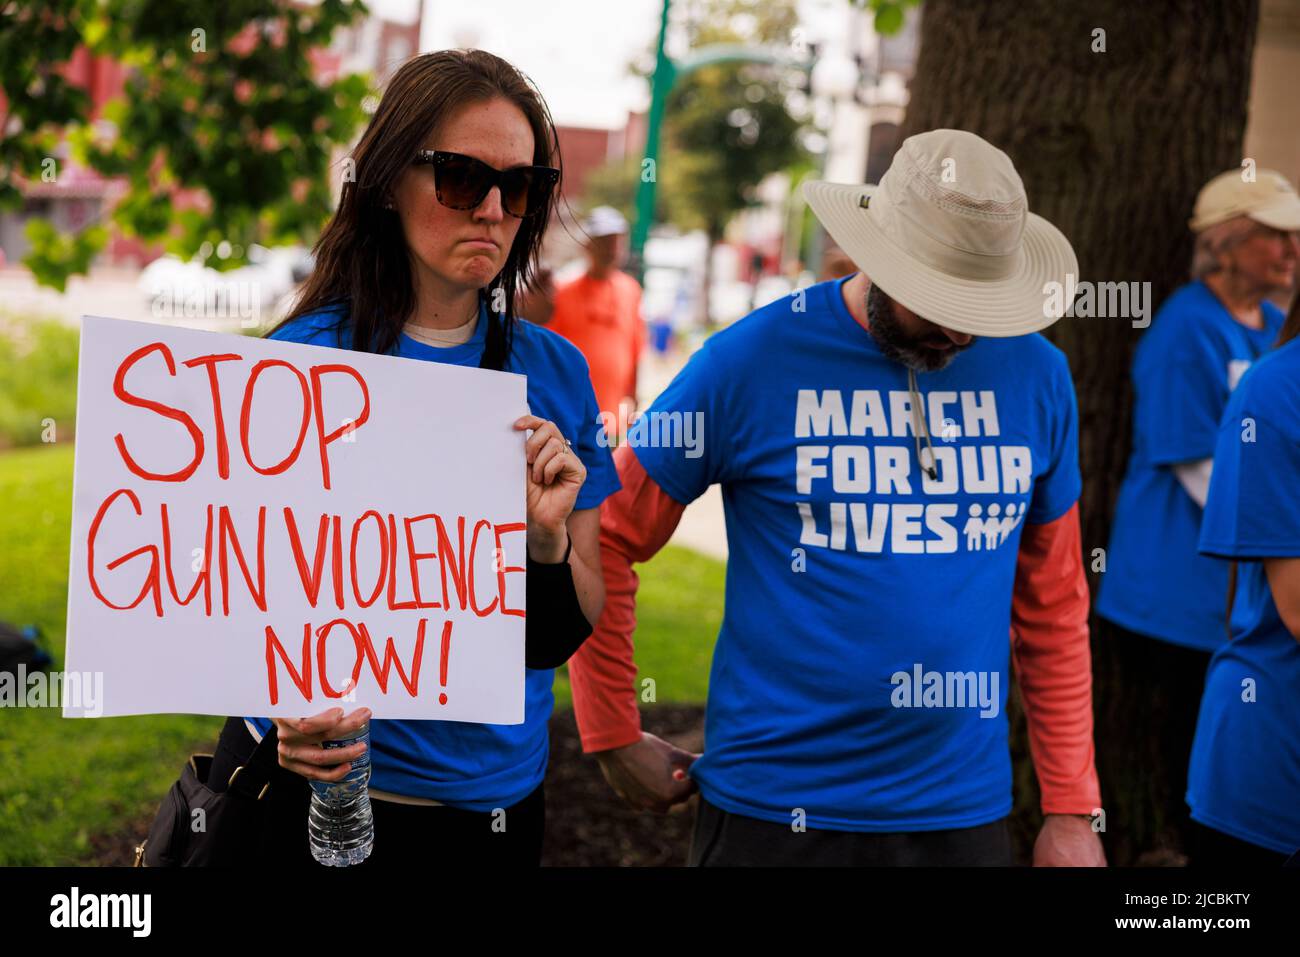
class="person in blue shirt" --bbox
[206,50,619,867]
[1095,168,1300,859]
[570,130,1107,866]
[1187,301,1300,866]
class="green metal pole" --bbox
[628,0,808,283]
[631,0,674,282]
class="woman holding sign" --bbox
[207,49,619,866]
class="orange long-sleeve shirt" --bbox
[547,271,644,421]
[568,444,1102,816]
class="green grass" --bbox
[553,543,723,709]
[0,314,79,450]
[0,444,222,865]
[0,443,723,864]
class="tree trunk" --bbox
[900,0,1259,865]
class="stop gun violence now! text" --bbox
[83,341,526,706]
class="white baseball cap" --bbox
[582,206,628,238]
[802,128,1079,337]
[1188,168,1300,233]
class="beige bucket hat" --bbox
[803,129,1078,337]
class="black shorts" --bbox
[688,795,1012,866]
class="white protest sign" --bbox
[63,316,528,722]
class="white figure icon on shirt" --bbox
[963,502,1025,551]
[964,504,984,549]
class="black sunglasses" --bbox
[411,150,559,218]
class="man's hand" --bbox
[594,732,700,813]
[1033,814,1107,866]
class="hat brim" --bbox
[803,180,1079,337]
[1190,195,1300,233]
[1249,195,1300,232]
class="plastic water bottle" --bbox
[308,721,374,866]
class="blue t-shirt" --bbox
[1187,335,1300,856]
[245,301,620,810]
[629,276,1082,831]
[1097,281,1283,651]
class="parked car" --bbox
[137,244,308,330]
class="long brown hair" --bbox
[278,50,561,370]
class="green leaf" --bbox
[21,221,108,293]
[873,2,905,35]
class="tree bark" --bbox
[900,0,1259,865]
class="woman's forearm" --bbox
[561,506,605,627]
[568,537,605,626]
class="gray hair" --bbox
[1191,215,1260,279]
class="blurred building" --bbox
[554,112,647,205]
[0,5,420,270]
[0,50,134,266]
[530,112,648,275]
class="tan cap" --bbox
[1189,168,1300,233]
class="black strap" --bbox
[224,722,281,801]
[525,549,592,670]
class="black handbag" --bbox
[134,723,281,866]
